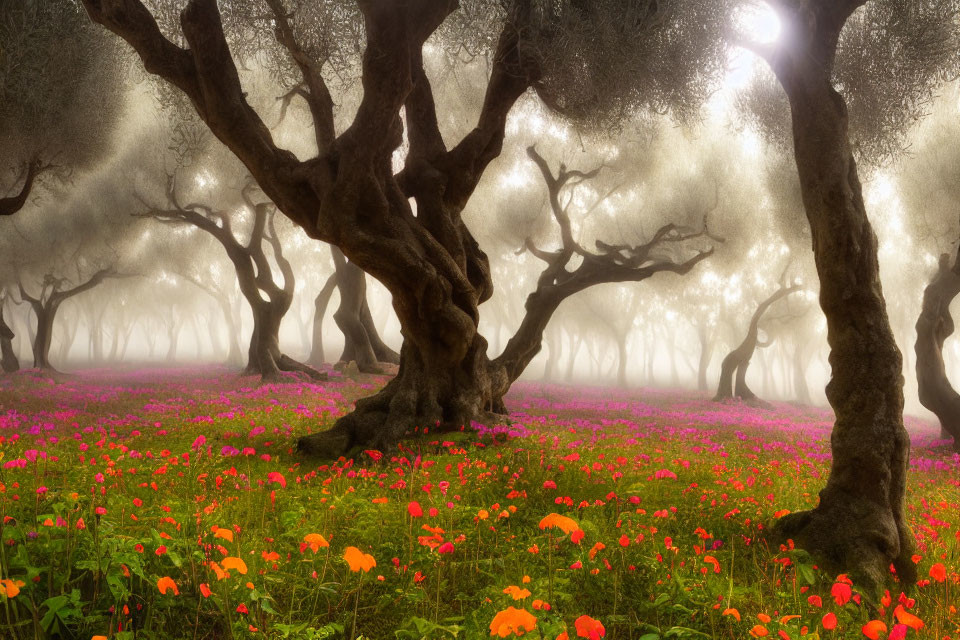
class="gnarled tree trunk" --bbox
[19,269,116,373]
[142,180,325,382]
[762,0,916,592]
[715,284,798,402]
[84,0,715,460]
[332,248,399,373]
[915,249,960,449]
[0,307,19,373]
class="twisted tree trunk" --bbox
[84,0,711,459]
[141,181,325,382]
[760,0,916,591]
[0,307,19,373]
[332,248,399,373]
[915,249,960,449]
[715,285,799,402]
[19,270,115,373]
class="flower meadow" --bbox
[0,367,958,640]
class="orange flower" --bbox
[574,615,605,639]
[749,625,768,638]
[157,576,179,595]
[538,513,580,535]
[722,608,741,622]
[489,607,537,637]
[92,636,108,640]
[209,561,228,581]
[588,542,606,561]
[929,563,947,582]
[304,533,329,553]
[503,585,532,600]
[779,615,800,625]
[893,605,923,630]
[199,583,212,598]
[343,546,376,572]
[0,578,24,598]
[703,556,720,574]
[221,557,248,575]
[213,527,234,543]
[861,620,886,640]
[757,613,771,623]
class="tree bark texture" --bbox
[760,0,916,592]
[331,247,399,373]
[915,249,960,449]
[84,0,712,458]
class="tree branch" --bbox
[265,0,337,152]
[0,160,48,217]
[82,0,316,228]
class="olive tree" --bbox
[738,0,960,591]
[80,0,729,455]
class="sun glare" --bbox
[736,2,782,45]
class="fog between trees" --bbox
[1,1,958,418]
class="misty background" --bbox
[1,1,956,420]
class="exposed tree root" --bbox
[771,500,916,598]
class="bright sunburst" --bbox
[736,1,782,45]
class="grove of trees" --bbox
[2,0,960,592]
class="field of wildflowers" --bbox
[0,367,957,639]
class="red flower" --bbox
[266,471,286,488]
[408,501,423,518]
[830,582,851,606]
[574,615,605,639]
[929,563,947,582]
[821,613,837,630]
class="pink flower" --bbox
[437,542,455,554]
